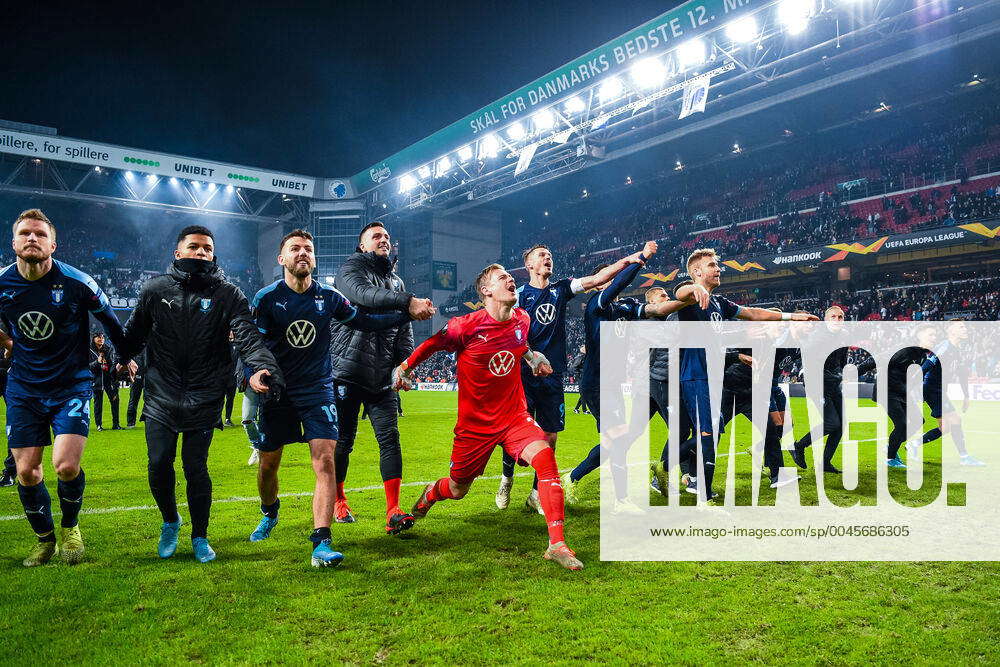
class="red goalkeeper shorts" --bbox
[449,414,546,484]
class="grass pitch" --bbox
[1,390,997,664]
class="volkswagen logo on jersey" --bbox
[17,311,55,341]
[199,298,213,312]
[51,286,64,305]
[488,350,516,377]
[286,319,317,348]
[535,302,556,325]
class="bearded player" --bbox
[248,230,419,567]
[497,244,651,513]
[393,263,582,571]
[0,209,135,566]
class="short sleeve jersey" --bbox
[0,260,117,399]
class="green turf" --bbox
[1,391,997,664]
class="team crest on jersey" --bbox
[315,297,325,313]
[515,329,523,341]
[199,298,213,312]
[51,285,64,305]
[337,385,346,399]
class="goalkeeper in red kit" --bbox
[392,263,582,570]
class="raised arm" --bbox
[393,321,462,390]
[336,261,433,320]
[596,242,658,312]
[329,288,414,331]
[578,241,657,291]
[737,307,818,322]
[642,299,688,318]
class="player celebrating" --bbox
[562,243,685,509]
[247,230,422,567]
[670,249,816,502]
[496,244,653,512]
[0,209,134,566]
[393,263,582,570]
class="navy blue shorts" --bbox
[769,385,787,414]
[522,372,565,433]
[6,392,92,448]
[257,393,339,452]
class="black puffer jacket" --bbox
[330,251,414,393]
[121,259,282,431]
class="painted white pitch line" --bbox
[3,431,989,522]
[0,470,544,522]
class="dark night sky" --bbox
[2,1,679,178]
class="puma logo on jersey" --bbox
[476,334,488,343]
[161,299,176,309]
[276,302,288,310]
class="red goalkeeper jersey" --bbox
[407,307,531,436]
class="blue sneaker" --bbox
[192,537,216,563]
[310,539,344,568]
[158,517,183,559]
[887,457,907,469]
[250,515,278,542]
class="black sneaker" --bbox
[823,464,842,474]
[96,426,104,432]
[790,447,807,469]
[386,510,415,535]
[112,425,122,430]
[225,419,235,427]
[0,470,15,487]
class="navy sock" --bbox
[501,451,516,478]
[310,527,331,546]
[57,469,86,528]
[261,498,280,519]
[570,444,602,483]
[922,427,942,444]
[18,482,55,541]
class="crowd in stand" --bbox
[499,91,1000,277]
[0,196,264,299]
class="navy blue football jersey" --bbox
[673,286,742,381]
[579,262,645,392]
[516,277,579,375]
[0,260,126,399]
[253,279,407,406]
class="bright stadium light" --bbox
[417,164,431,179]
[507,122,526,140]
[533,109,554,131]
[779,0,812,34]
[94,166,102,173]
[726,15,759,43]
[677,39,706,69]
[564,96,585,114]
[479,134,499,158]
[457,144,473,162]
[599,76,624,103]
[631,57,667,89]
[124,171,134,179]
[146,173,157,182]
[436,156,452,176]
[225,184,234,192]
[399,173,418,193]
[208,182,217,191]
[169,177,179,185]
